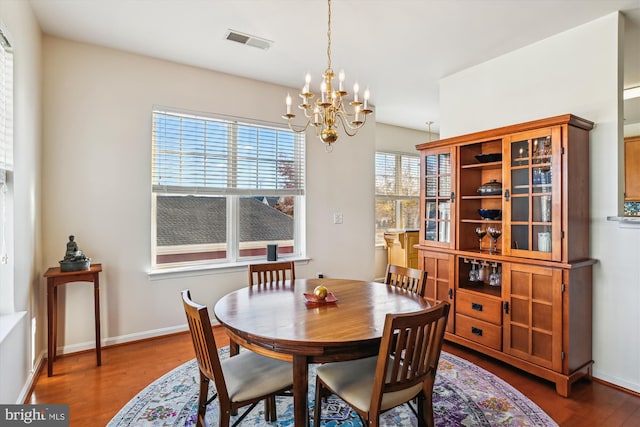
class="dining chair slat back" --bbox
[181,289,293,427]
[314,301,450,427]
[248,261,295,286]
[385,264,428,298]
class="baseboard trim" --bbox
[56,324,191,355]
[592,369,640,396]
[19,354,44,404]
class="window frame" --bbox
[150,107,306,272]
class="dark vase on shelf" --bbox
[477,179,502,196]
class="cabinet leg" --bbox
[555,380,570,397]
[556,363,593,397]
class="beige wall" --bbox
[41,36,377,352]
[441,12,639,393]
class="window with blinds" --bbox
[0,24,13,313]
[375,152,420,244]
[0,28,12,176]
[151,108,306,268]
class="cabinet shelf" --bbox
[461,195,502,200]
[458,257,502,297]
[457,282,502,298]
[511,158,552,166]
[461,161,502,169]
[513,184,552,191]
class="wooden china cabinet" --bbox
[416,114,595,397]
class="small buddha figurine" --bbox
[64,235,85,261]
[60,235,90,271]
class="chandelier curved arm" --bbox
[335,112,363,136]
[336,110,370,133]
[284,115,313,134]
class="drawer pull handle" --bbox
[472,302,483,311]
[471,326,483,336]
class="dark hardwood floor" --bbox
[27,327,640,426]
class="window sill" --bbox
[148,257,311,281]
[0,311,27,345]
[606,216,640,228]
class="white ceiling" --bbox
[28,0,640,132]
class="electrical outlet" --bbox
[333,212,343,224]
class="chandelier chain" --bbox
[326,0,332,70]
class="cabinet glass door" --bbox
[422,148,455,247]
[504,128,560,260]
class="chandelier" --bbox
[283,0,373,150]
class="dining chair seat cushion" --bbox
[221,351,293,402]
[315,356,423,413]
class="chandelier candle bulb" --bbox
[364,88,370,109]
[286,94,292,115]
[353,82,359,102]
[304,73,311,94]
[338,70,345,91]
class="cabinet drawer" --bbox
[456,291,502,325]
[455,314,502,351]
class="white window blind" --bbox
[375,152,419,196]
[152,109,305,196]
[375,151,420,243]
[0,24,13,311]
[0,28,12,174]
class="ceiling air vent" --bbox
[225,30,272,50]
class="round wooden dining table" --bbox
[213,277,429,427]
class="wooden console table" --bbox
[44,263,102,377]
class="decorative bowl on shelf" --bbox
[478,209,501,220]
[476,179,502,196]
[475,153,502,163]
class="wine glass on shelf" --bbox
[469,263,478,282]
[489,264,501,286]
[475,226,487,252]
[487,226,502,254]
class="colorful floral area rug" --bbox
[108,349,558,426]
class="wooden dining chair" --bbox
[313,301,450,427]
[384,264,428,298]
[248,261,295,286]
[181,290,293,427]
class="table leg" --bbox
[293,354,309,427]
[94,275,101,367]
[47,281,54,377]
[229,339,239,357]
